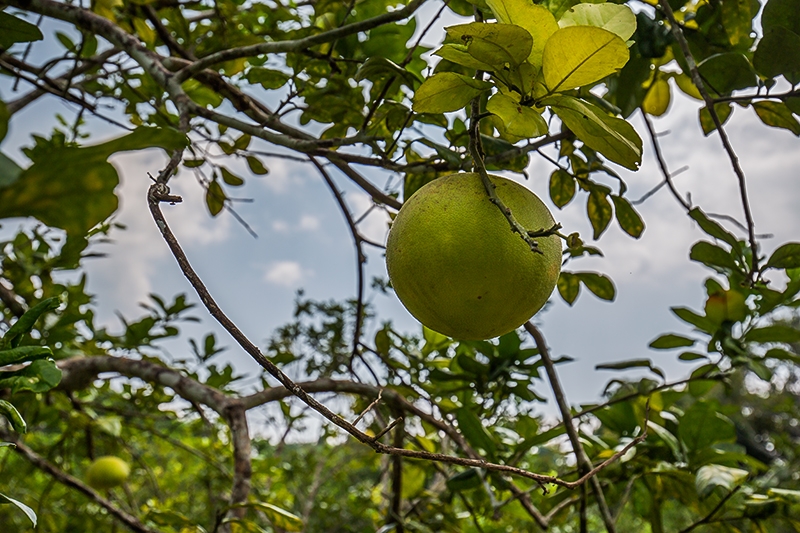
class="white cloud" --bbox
[272,220,290,233]
[263,260,313,287]
[298,214,320,231]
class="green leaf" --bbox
[446,469,482,492]
[649,334,695,350]
[0,151,23,188]
[206,180,226,217]
[433,44,494,72]
[1,297,59,349]
[766,242,800,269]
[445,22,533,68]
[246,156,269,175]
[0,100,8,145]
[575,271,615,301]
[542,26,629,92]
[744,325,800,344]
[355,57,421,87]
[0,492,37,526]
[220,167,244,186]
[587,190,613,239]
[238,502,303,532]
[558,3,637,41]
[690,241,741,272]
[485,0,559,66]
[688,208,740,249]
[245,67,291,90]
[699,103,733,136]
[549,169,575,209]
[679,402,736,453]
[611,195,644,238]
[0,11,44,48]
[0,128,187,239]
[0,400,26,433]
[754,0,800,80]
[642,79,671,117]
[183,158,205,168]
[0,358,62,393]
[545,95,642,170]
[695,464,748,498]
[412,72,492,114]
[557,271,580,305]
[647,421,682,460]
[671,307,716,334]
[0,346,53,366]
[486,93,547,138]
[752,101,800,135]
[721,0,752,46]
[697,53,757,95]
[768,488,800,504]
[596,358,664,379]
[456,407,497,458]
[679,352,709,361]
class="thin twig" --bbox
[641,112,691,211]
[678,485,742,533]
[658,0,759,281]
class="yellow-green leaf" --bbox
[699,103,733,136]
[611,195,644,238]
[543,26,629,92]
[752,101,800,135]
[549,169,575,209]
[642,78,671,116]
[412,72,492,113]
[558,3,637,41]
[587,189,613,239]
[486,93,548,138]
[721,0,752,46]
[434,44,494,71]
[246,156,269,175]
[486,0,559,67]
[545,95,642,170]
[445,22,532,68]
[206,180,225,217]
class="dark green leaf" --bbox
[649,334,695,350]
[689,241,741,272]
[611,195,644,238]
[587,190,613,239]
[679,401,736,453]
[549,169,575,209]
[688,208,740,249]
[697,53,757,95]
[0,400,26,433]
[575,272,615,301]
[233,134,251,151]
[596,358,665,379]
[744,325,800,343]
[557,271,581,305]
[246,156,269,175]
[206,180,226,216]
[1,297,60,349]
[671,307,717,333]
[446,469,482,492]
[220,167,244,186]
[765,242,800,269]
[679,352,708,361]
[699,103,733,136]
[0,11,43,48]
[456,407,497,458]
[0,346,53,366]
[0,492,37,526]
[0,358,62,394]
[245,67,291,89]
[753,27,800,80]
[753,101,800,135]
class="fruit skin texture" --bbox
[386,173,561,340]
[85,456,130,490]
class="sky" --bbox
[1,3,799,427]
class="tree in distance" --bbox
[386,173,561,340]
[85,456,131,491]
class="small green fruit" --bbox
[386,173,561,340]
[85,456,130,490]
[704,289,747,324]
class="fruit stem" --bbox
[468,94,548,255]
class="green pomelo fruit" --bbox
[85,456,130,490]
[704,289,747,324]
[386,173,562,340]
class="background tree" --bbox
[1,0,800,532]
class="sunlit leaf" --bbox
[558,3,637,41]
[412,72,492,113]
[642,79,670,116]
[486,0,559,66]
[542,26,629,92]
[485,93,547,138]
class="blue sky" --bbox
[2,5,799,423]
